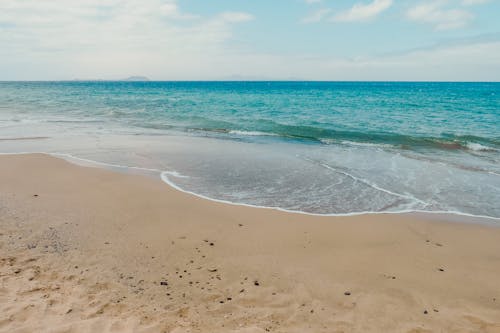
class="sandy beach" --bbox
[1,153,499,333]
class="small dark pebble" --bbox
[438,268,445,272]
[238,224,244,227]
[208,269,218,273]
[160,281,168,286]
[240,289,245,293]
[209,242,214,246]
[424,310,428,314]
[435,243,443,247]
[219,300,224,304]
[254,281,260,286]
[33,194,39,197]
[66,309,73,314]
[344,291,351,296]
[433,309,439,313]
[227,297,232,301]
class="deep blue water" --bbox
[1,81,499,218]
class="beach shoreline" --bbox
[1,153,499,332]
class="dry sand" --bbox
[0,153,499,333]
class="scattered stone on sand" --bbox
[254,280,260,286]
[438,268,445,272]
[160,281,168,286]
[209,242,214,246]
[344,291,351,296]
[33,194,39,197]
[424,310,428,314]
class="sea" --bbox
[0,81,499,219]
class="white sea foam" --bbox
[341,140,395,149]
[300,156,429,206]
[320,139,393,149]
[465,142,497,152]
[228,130,278,137]
[160,168,498,221]
[162,170,190,178]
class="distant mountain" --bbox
[122,76,150,82]
[219,74,305,81]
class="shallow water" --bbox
[1,81,499,218]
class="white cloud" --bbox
[407,1,473,30]
[301,8,332,23]
[0,0,254,79]
[461,0,490,5]
[218,12,254,23]
[333,0,393,22]
[0,0,498,81]
[210,39,500,81]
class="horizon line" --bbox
[1,80,500,83]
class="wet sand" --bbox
[1,153,499,333]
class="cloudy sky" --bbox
[1,0,499,80]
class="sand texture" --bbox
[1,154,499,332]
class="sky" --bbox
[0,0,499,81]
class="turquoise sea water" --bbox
[1,81,499,218]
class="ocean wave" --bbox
[1,151,498,221]
[228,130,279,137]
[181,120,500,152]
[320,139,394,149]
[465,142,497,152]
[0,136,50,141]
[45,119,104,124]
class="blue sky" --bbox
[1,0,499,80]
